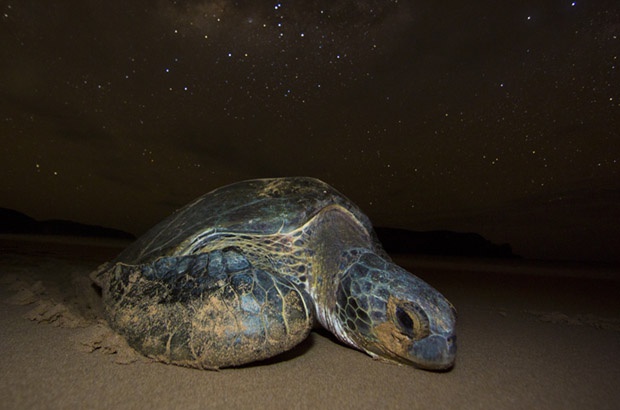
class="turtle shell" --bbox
[113,177,377,265]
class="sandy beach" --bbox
[1,236,619,409]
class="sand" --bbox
[1,236,619,410]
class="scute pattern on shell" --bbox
[108,177,377,266]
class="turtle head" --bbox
[332,251,456,370]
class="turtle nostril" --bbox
[410,334,457,370]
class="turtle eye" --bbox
[393,303,430,341]
[395,306,414,332]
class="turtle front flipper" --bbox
[100,248,314,369]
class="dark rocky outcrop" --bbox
[1,208,515,257]
[375,227,517,258]
[0,208,135,240]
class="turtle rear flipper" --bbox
[101,249,314,369]
[89,262,113,288]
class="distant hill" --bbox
[375,227,518,258]
[0,208,135,240]
[1,208,515,258]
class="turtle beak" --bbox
[410,334,457,370]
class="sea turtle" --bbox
[91,177,456,370]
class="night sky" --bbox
[1,1,619,262]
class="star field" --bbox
[1,0,619,261]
